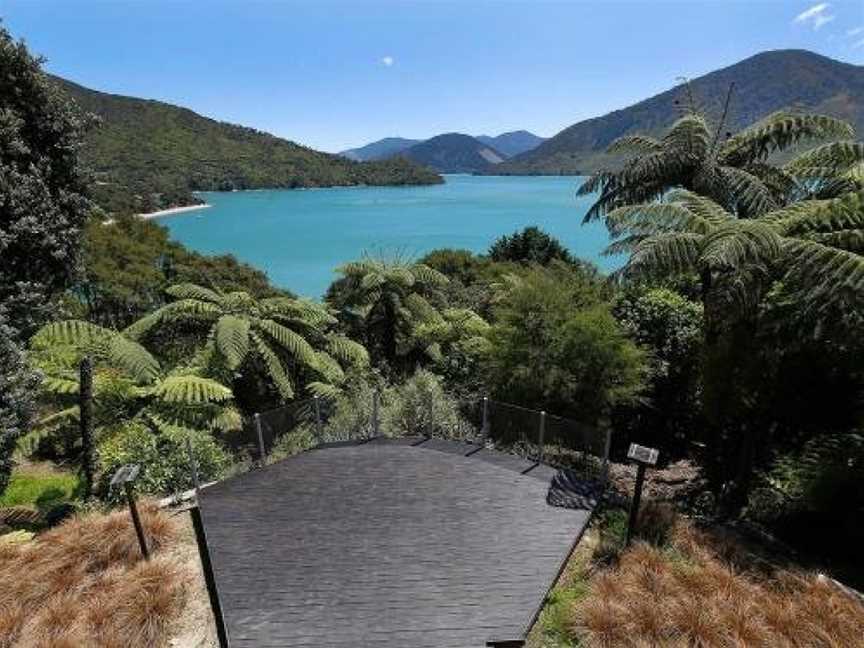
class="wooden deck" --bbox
[197,437,598,648]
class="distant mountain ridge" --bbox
[476,130,546,157]
[339,129,546,170]
[52,77,442,215]
[396,133,507,173]
[340,137,421,161]
[495,50,864,175]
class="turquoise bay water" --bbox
[158,175,617,298]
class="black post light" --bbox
[625,442,659,547]
[110,463,149,560]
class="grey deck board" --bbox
[199,442,595,647]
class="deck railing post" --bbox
[602,423,612,483]
[481,397,490,443]
[372,390,380,438]
[254,412,266,467]
[313,395,323,440]
[186,436,200,494]
[538,411,546,464]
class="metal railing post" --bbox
[254,412,266,466]
[372,390,380,438]
[313,395,323,440]
[481,397,490,443]
[186,436,200,494]
[538,411,546,464]
[602,426,613,483]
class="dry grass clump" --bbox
[0,501,190,648]
[571,520,864,647]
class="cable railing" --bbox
[176,392,612,504]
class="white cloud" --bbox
[793,3,835,30]
[853,38,864,49]
[847,26,864,37]
[381,56,394,67]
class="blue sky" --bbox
[1,0,863,152]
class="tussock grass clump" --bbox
[0,501,189,648]
[570,520,864,647]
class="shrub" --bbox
[97,422,230,499]
[383,369,472,438]
[485,264,647,422]
[269,424,317,461]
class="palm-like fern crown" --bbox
[335,255,458,361]
[608,189,864,315]
[580,100,864,223]
[125,283,368,401]
[24,320,242,457]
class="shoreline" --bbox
[138,203,212,220]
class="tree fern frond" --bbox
[16,407,80,458]
[786,141,864,176]
[209,406,243,433]
[41,375,80,394]
[214,315,250,370]
[404,293,443,324]
[410,263,449,287]
[249,331,294,400]
[165,283,223,304]
[606,135,663,156]
[626,233,703,277]
[720,166,778,216]
[306,381,342,401]
[700,221,782,271]
[783,239,864,305]
[804,229,864,252]
[605,202,714,236]
[153,375,233,404]
[257,319,319,367]
[721,112,854,165]
[314,351,345,384]
[32,320,112,348]
[260,297,336,326]
[106,335,160,383]
[326,335,369,366]
[771,192,864,236]
[666,190,734,225]
[662,114,711,159]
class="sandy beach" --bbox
[138,203,211,220]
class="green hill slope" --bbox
[495,50,864,175]
[52,77,442,214]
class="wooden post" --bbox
[79,356,94,499]
[625,443,659,547]
[626,463,647,547]
[254,412,266,466]
[124,481,150,560]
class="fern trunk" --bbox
[79,356,94,499]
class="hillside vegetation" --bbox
[52,77,442,215]
[497,49,864,174]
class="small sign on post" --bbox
[625,443,659,547]
[110,464,149,560]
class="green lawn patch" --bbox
[0,469,82,511]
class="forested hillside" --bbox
[52,77,442,214]
[496,49,864,174]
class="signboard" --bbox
[627,443,659,466]
[110,463,141,488]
